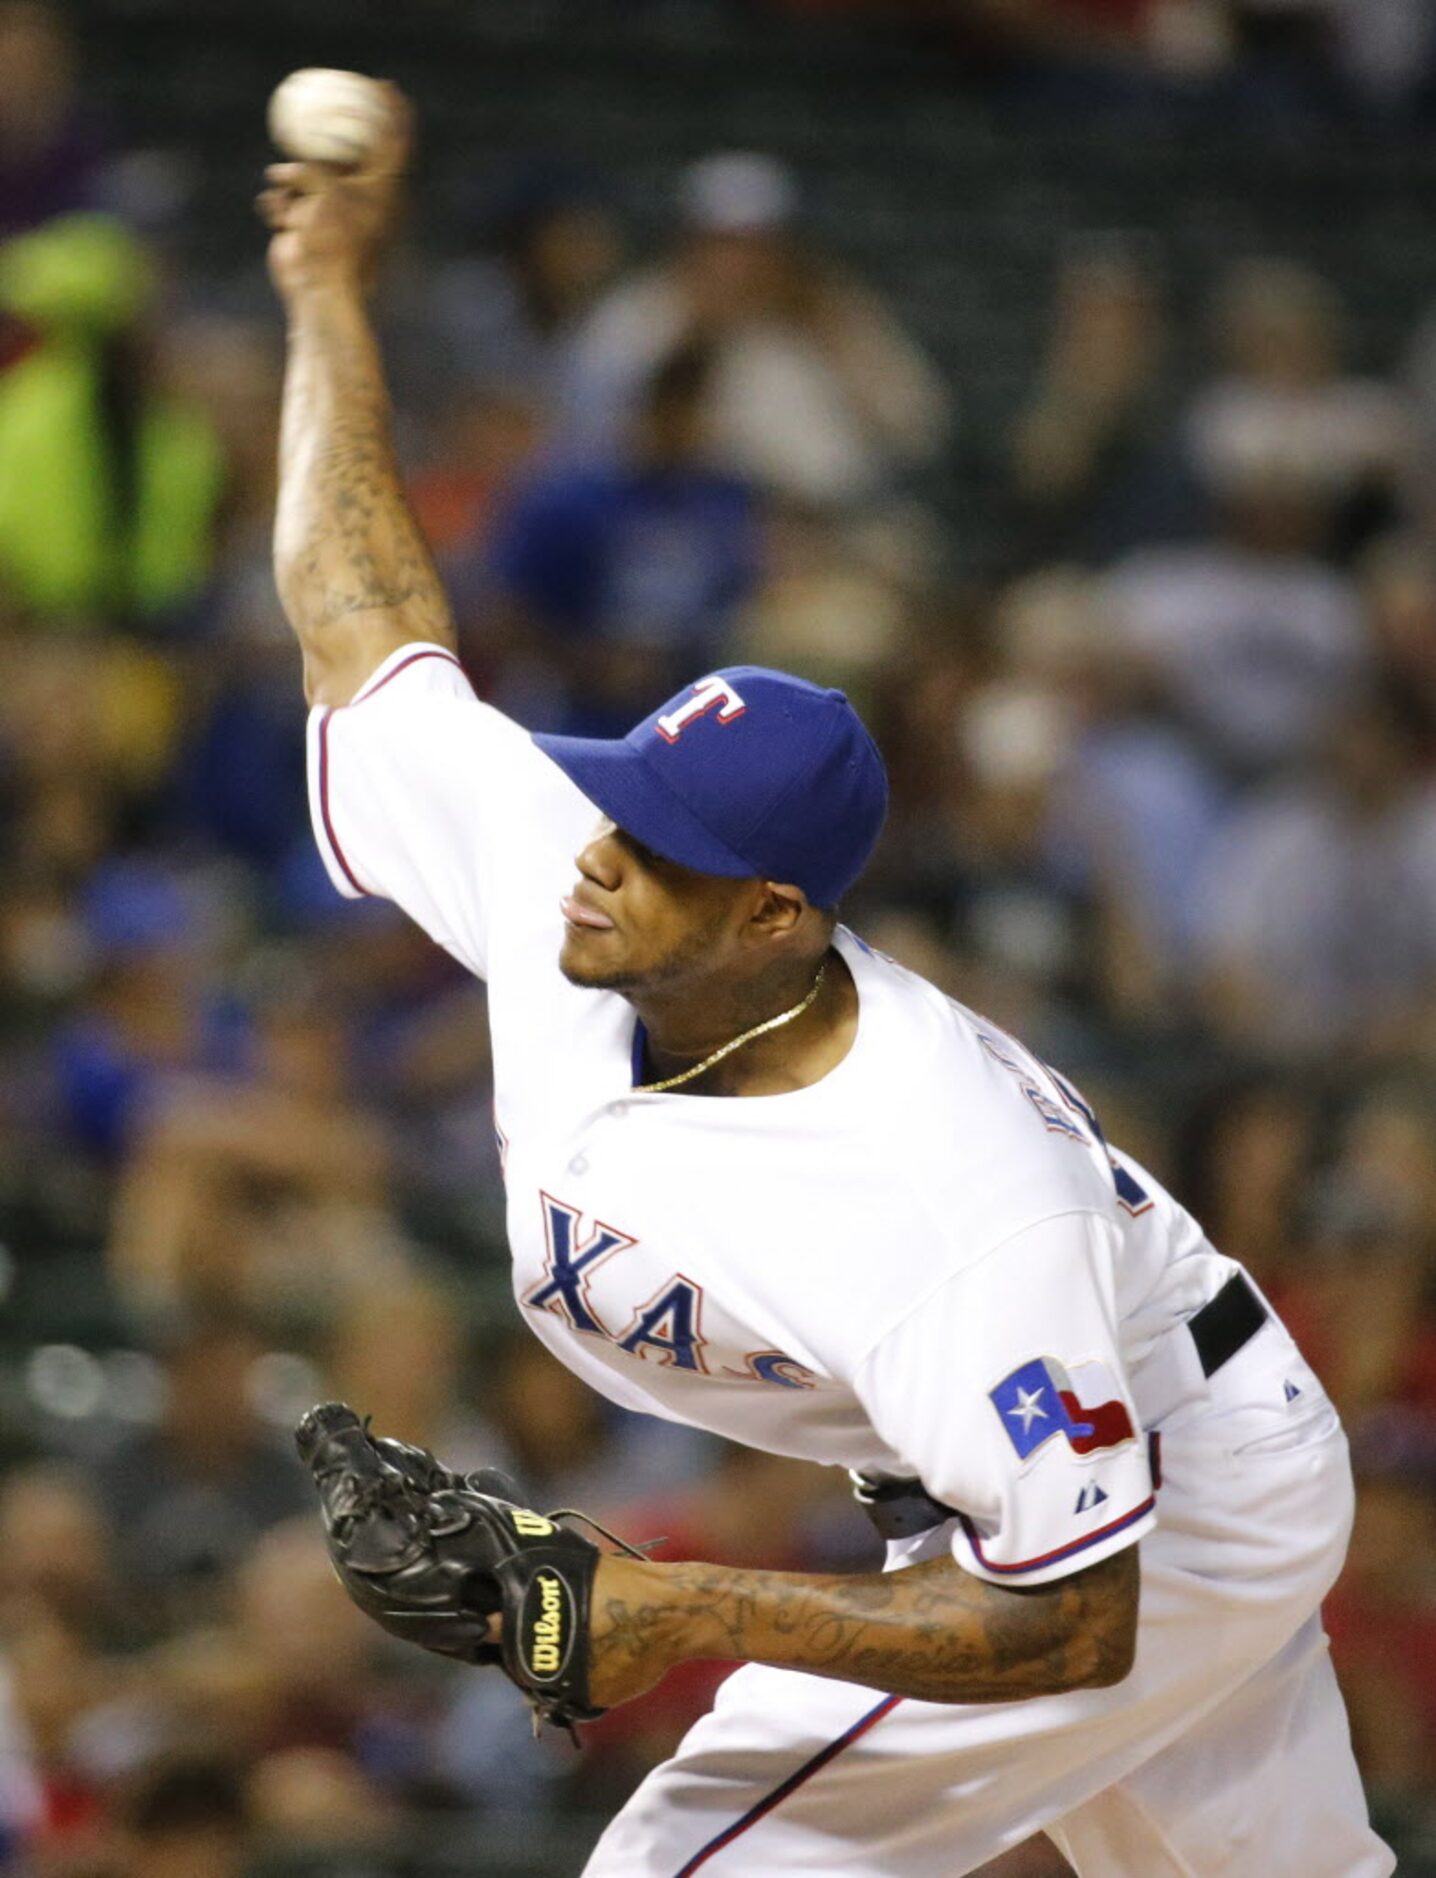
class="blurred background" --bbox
[0,0,1434,1871]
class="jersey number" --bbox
[975,1024,1152,1218]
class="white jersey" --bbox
[309,643,1393,1876]
[309,644,1240,1589]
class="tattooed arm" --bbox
[260,104,456,707]
[585,1542,1139,1709]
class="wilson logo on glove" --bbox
[294,1399,632,1735]
[510,1509,556,1537]
[524,1569,574,1680]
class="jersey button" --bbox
[568,1152,588,1175]
[610,1101,628,1119]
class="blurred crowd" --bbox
[0,0,1434,1872]
[781,0,1436,116]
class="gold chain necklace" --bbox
[634,960,828,1094]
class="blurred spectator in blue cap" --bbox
[487,341,761,731]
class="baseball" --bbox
[266,68,397,169]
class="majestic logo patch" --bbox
[990,1357,1136,1462]
[523,1570,573,1682]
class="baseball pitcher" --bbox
[258,98,1393,1878]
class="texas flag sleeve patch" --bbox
[990,1356,1137,1461]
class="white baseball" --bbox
[267,68,395,168]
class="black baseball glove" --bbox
[295,1401,607,1732]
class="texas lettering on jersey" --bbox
[522,1192,814,1386]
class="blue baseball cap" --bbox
[533,666,888,908]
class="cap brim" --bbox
[533,732,758,880]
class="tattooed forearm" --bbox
[587,1544,1139,1710]
[274,283,455,703]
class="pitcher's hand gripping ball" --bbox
[295,1402,605,1731]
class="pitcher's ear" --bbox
[750,880,808,939]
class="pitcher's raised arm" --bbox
[260,103,595,981]
[260,96,456,706]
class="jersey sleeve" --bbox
[306,642,592,981]
[853,1210,1155,1588]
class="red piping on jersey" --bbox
[671,1693,903,1875]
[958,1494,1155,1577]
[317,646,466,897]
[317,708,370,897]
[351,644,464,704]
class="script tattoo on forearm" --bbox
[589,1545,1138,1708]
[274,291,455,678]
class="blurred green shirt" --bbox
[0,214,224,620]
